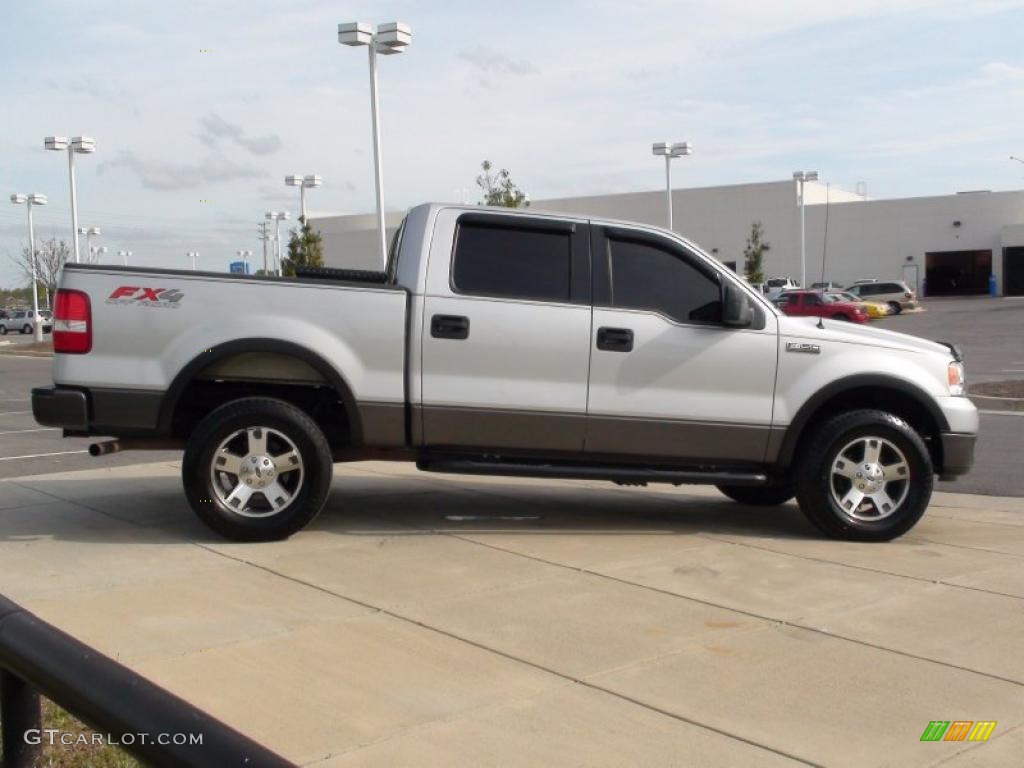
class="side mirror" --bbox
[723,283,753,328]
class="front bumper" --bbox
[939,432,976,479]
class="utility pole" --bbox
[257,222,271,274]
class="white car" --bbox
[845,280,919,314]
[0,309,53,335]
[764,277,800,300]
[33,204,976,543]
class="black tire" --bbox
[888,301,902,315]
[833,313,850,322]
[182,397,333,541]
[21,325,31,335]
[0,325,7,335]
[794,409,933,541]
[717,483,795,506]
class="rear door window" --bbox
[452,221,572,303]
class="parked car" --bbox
[0,309,53,335]
[810,281,842,291]
[764,276,800,299]
[32,203,976,543]
[776,290,869,323]
[845,280,918,314]
[828,291,892,319]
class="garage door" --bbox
[925,250,991,296]
[1005,247,1024,297]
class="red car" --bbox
[775,290,868,323]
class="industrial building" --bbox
[310,179,1024,296]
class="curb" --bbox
[970,394,1024,413]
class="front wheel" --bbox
[717,483,795,506]
[795,409,933,541]
[182,397,333,541]
[0,325,7,335]
[888,301,902,315]
[21,325,31,334]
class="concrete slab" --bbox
[593,624,1024,768]
[134,613,559,766]
[395,571,764,679]
[1,459,1021,767]
[320,682,804,768]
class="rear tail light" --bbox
[53,289,92,354]
[905,292,913,299]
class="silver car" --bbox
[844,280,918,314]
[0,309,53,335]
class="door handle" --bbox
[597,326,634,352]
[431,314,470,340]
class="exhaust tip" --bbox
[88,440,120,457]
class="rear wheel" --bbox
[182,397,333,541]
[833,313,850,321]
[21,325,31,334]
[717,483,795,506]
[888,301,902,315]
[795,409,932,541]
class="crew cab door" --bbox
[418,210,592,452]
[585,225,778,463]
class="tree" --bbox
[13,236,71,302]
[282,222,324,277]
[476,160,529,208]
[743,221,770,284]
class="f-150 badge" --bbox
[786,342,821,354]
[106,286,185,307]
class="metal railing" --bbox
[0,594,294,767]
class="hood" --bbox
[777,314,953,358]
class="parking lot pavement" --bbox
[2,460,1021,767]
[0,354,180,478]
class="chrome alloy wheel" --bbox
[210,427,304,518]
[829,436,910,521]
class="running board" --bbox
[416,459,768,487]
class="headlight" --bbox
[947,361,966,396]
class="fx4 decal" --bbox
[106,286,185,308]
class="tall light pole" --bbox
[793,170,819,287]
[285,175,322,224]
[118,250,132,266]
[11,193,48,342]
[265,211,289,276]
[187,251,199,271]
[44,136,96,264]
[651,142,693,231]
[236,249,252,274]
[89,246,108,264]
[78,226,101,262]
[339,21,412,266]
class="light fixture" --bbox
[652,141,693,230]
[44,134,96,263]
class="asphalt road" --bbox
[2,331,1021,494]
[873,296,1024,383]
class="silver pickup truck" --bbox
[33,203,977,542]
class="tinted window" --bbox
[453,222,571,302]
[608,238,721,324]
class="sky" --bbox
[2,0,1024,287]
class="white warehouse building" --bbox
[310,179,1024,297]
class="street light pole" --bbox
[651,142,693,231]
[187,251,199,271]
[286,175,322,224]
[118,250,132,266]
[11,193,48,342]
[78,227,101,263]
[90,246,108,264]
[339,21,412,266]
[45,136,96,263]
[265,212,290,276]
[236,249,252,274]
[792,170,819,287]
